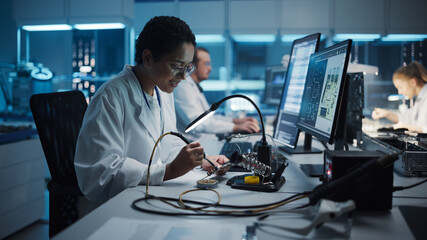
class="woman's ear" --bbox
[142,49,153,67]
[410,78,417,87]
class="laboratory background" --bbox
[1,0,427,240]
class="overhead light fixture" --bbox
[22,24,72,31]
[381,34,427,42]
[195,34,225,43]
[232,34,276,43]
[333,34,381,42]
[74,23,125,30]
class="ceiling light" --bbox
[22,24,72,31]
[74,23,125,30]
[232,34,276,43]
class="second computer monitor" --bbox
[264,65,286,105]
[297,39,353,144]
[273,33,320,151]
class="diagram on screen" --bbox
[318,67,340,120]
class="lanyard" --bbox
[142,86,161,110]
[132,66,161,110]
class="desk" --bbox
[54,135,426,240]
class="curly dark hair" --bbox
[135,16,196,64]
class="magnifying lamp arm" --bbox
[211,94,267,145]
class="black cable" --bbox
[319,140,329,150]
[131,192,308,216]
[393,178,427,192]
[344,143,349,151]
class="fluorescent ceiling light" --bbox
[333,34,381,42]
[74,23,125,30]
[381,34,427,42]
[22,24,72,31]
[232,34,276,43]
[195,34,225,43]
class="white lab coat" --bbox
[174,75,234,133]
[74,65,184,214]
[398,84,427,133]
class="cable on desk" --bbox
[319,140,329,150]
[141,131,309,216]
[393,178,427,192]
[131,192,308,216]
[178,188,221,210]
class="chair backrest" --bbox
[30,91,87,186]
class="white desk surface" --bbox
[54,134,427,240]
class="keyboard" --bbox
[219,141,253,172]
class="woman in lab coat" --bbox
[74,16,228,215]
[372,61,427,133]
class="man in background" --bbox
[174,47,260,134]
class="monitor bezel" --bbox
[296,39,353,145]
[273,33,321,149]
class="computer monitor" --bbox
[263,65,286,105]
[297,39,352,146]
[273,33,320,153]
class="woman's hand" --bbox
[371,108,389,120]
[233,121,260,133]
[202,155,230,175]
[164,142,205,181]
[233,117,259,125]
[371,108,399,123]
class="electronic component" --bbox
[345,72,364,144]
[224,151,287,192]
[226,151,272,177]
[309,150,396,211]
[361,133,427,177]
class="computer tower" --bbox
[346,72,364,144]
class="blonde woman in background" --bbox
[372,61,427,133]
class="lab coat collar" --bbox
[417,84,427,101]
[124,65,162,141]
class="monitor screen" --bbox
[297,40,352,144]
[273,33,320,149]
[263,65,286,105]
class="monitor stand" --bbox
[279,133,322,154]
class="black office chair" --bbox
[30,91,87,237]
